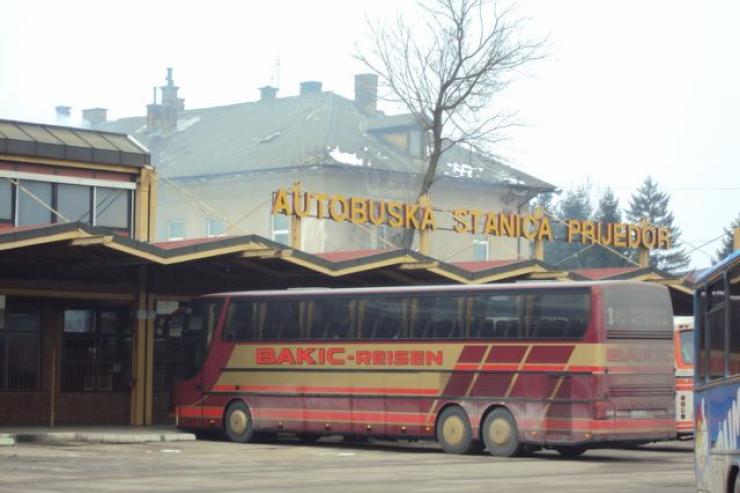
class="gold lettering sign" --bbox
[271,189,671,250]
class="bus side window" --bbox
[223,300,255,340]
[308,298,352,340]
[365,297,404,339]
[263,300,300,340]
[697,289,707,381]
[707,280,726,380]
[471,293,520,339]
[729,269,740,375]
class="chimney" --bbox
[299,81,322,95]
[259,85,278,101]
[55,106,72,125]
[354,73,378,114]
[146,86,160,130]
[81,108,107,126]
[158,68,183,133]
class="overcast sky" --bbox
[1,0,738,268]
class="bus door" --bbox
[176,298,223,426]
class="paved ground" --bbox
[0,436,695,493]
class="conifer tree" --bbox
[589,187,629,267]
[545,184,593,269]
[626,176,689,272]
[715,213,740,262]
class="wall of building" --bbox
[155,167,532,261]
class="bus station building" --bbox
[0,118,694,427]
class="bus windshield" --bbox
[679,330,695,365]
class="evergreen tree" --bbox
[531,191,555,215]
[715,213,740,262]
[544,184,593,269]
[589,187,630,267]
[626,176,689,272]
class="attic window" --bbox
[256,131,281,143]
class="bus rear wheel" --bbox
[225,401,255,443]
[436,406,476,454]
[481,408,522,457]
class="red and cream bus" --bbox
[173,281,676,457]
[673,317,694,437]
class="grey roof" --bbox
[98,92,553,190]
[0,119,150,167]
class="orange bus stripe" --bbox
[211,384,440,395]
[253,409,430,424]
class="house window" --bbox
[473,237,489,261]
[271,214,290,245]
[0,176,133,232]
[57,183,92,224]
[0,301,41,391]
[0,179,13,222]
[168,221,185,241]
[62,308,131,392]
[95,187,130,229]
[17,180,53,226]
[206,218,227,238]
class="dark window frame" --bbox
[61,307,132,393]
[0,178,15,223]
[221,288,592,342]
[0,301,42,392]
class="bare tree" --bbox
[356,0,545,200]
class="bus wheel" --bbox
[554,445,588,458]
[481,408,522,457]
[225,401,254,443]
[436,406,475,454]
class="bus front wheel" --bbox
[436,406,476,454]
[225,401,255,443]
[481,408,522,457]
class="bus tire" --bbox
[555,445,588,458]
[481,408,522,457]
[436,406,476,454]
[224,401,255,443]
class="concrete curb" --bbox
[9,431,195,445]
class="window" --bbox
[697,290,707,381]
[307,298,353,339]
[410,295,465,339]
[95,187,130,229]
[62,308,131,392]
[271,214,290,245]
[471,293,521,339]
[361,296,406,339]
[57,183,91,223]
[223,300,257,340]
[17,180,52,226]
[206,218,227,238]
[0,179,13,221]
[524,292,589,339]
[0,301,41,391]
[177,299,224,379]
[730,270,740,376]
[604,285,673,339]
[168,220,185,241]
[707,280,726,380]
[679,330,695,366]
[473,237,489,261]
[262,300,300,340]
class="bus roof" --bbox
[695,250,740,286]
[201,280,667,300]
